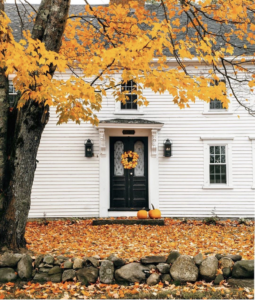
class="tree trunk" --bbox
[0,0,70,250]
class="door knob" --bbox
[130,172,133,175]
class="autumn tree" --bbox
[0,0,255,250]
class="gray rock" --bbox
[141,256,166,264]
[32,269,36,278]
[0,252,23,267]
[228,278,254,289]
[0,268,17,282]
[83,257,99,268]
[115,263,150,283]
[39,263,45,268]
[77,267,98,284]
[73,258,83,269]
[232,260,254,279]
[93,255,101,260]
[225,255,242,262]
[222,267,231,278]
[166,251,181,264]
[33,273,49,283]
[199,256,218,281]
[44,264,54,268]
[48,266,62,275]
[170,255,198,282]
[157,263,170,274]
[34,255,44,269]
[99,260,114,284]
[39,268,51,274]
[107,254,125,268]
[57,256,68,263]
[214,274,224,285]
[161,273,172,284]
[50,273,62,283]
[219,257,234,269]
[54,260,61,266]
[64,261,73,269]
[17,254,32,280]
[147,273,161,286]
[215,254,223,260]
[193,253,203,266]
[62,270,76,282]
[43,255,54,265]
[146,264,156,270]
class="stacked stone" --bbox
[0,251,254,288]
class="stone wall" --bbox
[0,74,8,211]
[0,251,254,287]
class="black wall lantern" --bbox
[164,139,172,157]
[85,139,94,157]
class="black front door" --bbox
[110,137,148,210]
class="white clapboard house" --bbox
[6,3,255,219]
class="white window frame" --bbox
[114,100,144,115]
[114,80,144,115]
[201,136,234,189]
[249,136,255,189]
[203,80,233,115]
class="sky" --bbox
[6,0,109,4]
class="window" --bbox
[201,136,234,189]
[8,82,18,107]
[209,80,226,110]
[121,80,137,110]
[209,146,226,184]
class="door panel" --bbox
[110,137,148,210]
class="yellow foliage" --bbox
[1,0,255,124]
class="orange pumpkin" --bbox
[137,209,148,219]
[149,204,161,219]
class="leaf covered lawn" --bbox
[25,218,254,261]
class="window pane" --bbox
[210,146,214,154]
[114,141,124,176]
[222,174,226,183]
[210,155,214,163]
[221,155,225,163]
[215,146,220,154]
[215,155,221,163]
[216,174,221,183]
[215,165,220,173]
[210,175,215,183]
[221,146,225,154]
[210,165,215,174]
[134,141,144,176]
[221,165,226,174]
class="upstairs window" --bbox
[8,82,18,107]
[209,146,227,184]
[210,80,226,110]
[121,80,137,110]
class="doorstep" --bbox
[92,219,165,226]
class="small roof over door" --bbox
[98,118,164,129]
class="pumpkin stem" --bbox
[142,207,146,210]
[151,204,155,210]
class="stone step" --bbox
[227,278,254,289]
[92,219,165,226]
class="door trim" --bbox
[98,128,161,217]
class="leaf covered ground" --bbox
[0,281,254,299]
[0,218,254,299]
[25,218,254,261]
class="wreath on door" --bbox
[121,151,139,169]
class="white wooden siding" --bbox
[30,70,255,218]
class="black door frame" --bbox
[109,136,149,211]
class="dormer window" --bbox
[210,80,226,110]
[121,80,137,110]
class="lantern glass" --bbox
[164,139,172,157]
[85,139,94,157]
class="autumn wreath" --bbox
[121,151,139,169]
